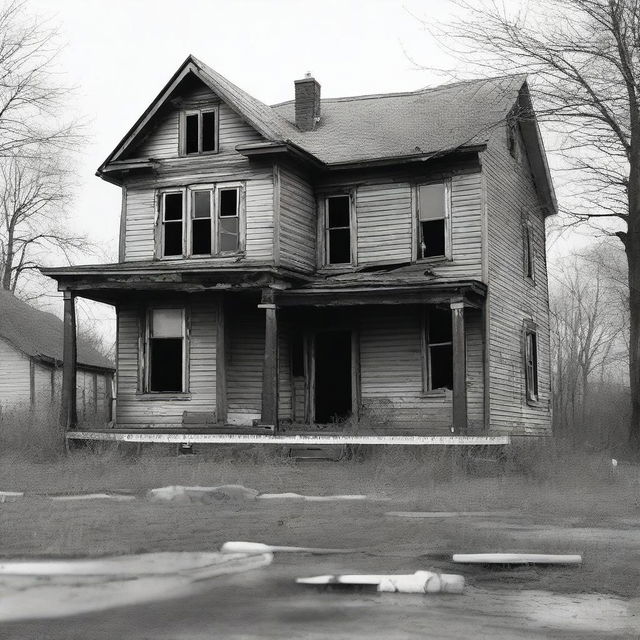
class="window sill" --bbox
[155,253,245,261]
[180,150,219,158]
[136,393,192,401]
[420,389,451,398]
[415,256,451,266]
[526,396,540,407]
[317,264,355,274]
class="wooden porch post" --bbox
[60,290,78,431]
[259,289,279,431]
[216,295,227,425]
[451,300,467,434]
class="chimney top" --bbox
[294,75,321,132]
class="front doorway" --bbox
[314,330,352,424]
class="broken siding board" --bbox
[482,130,551,435]
[278,165,316,272]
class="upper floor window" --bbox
[417,181,450,260]
[182,108,218,155]
[323,194,352,266]
[524,324,539,403]
[159,184,243,259]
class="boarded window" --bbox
[149,308,184,392]
[525,328,539,402]
[325,195,351,265]
[218,188,239,252]
[184,109,217,155]
[162,192,183,257]
[426,308,453,390]
[418,183,448,259]
[191,190,212,255]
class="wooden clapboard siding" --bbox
[357,183,412,265]
[465,308,485,432]
[278,165,316,272]
[123,175,274,263]
[124,187,155,262]
[134,83,263,160]
[358,306,484,433]
[116,298,218,428]
[227,303,263,425]
[482,127,552,435]
[351,174,483,279]
[278,320,292,419]
[0,338,31,405]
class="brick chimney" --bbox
[294,73,321,131]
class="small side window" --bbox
[523,222,535,281]
[524,327,539,402]
[325,195,352,265]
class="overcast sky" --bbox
[25,0,580,341]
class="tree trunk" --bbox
[626,236,640,453]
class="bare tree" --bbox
[429,0,640,452]
[0,1,87,295]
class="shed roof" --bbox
[0,289,114,371]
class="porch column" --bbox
[451,300,467,434]
[259,289,279,431]
[60,290,78,431]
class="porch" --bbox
[43,263,488,439]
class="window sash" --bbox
[523,223,535,280]
[183,109,218,155]
[524,330,539,401]
[161,191,184,257]
[417,181,450,260]
[423,308,453,391]
[146,308,186,393]
[324,195,352,265]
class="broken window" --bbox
[184,109,217,155]
[162,192,184,257]
[191,190,213,255]
[523,222,535,280]
[218,188,240,252]
[425,308,453,390]
[524,328,539,402]
[148,308,185,393]
[417,182,449,259]
[325,195,351,265]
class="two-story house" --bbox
[44,55,556,440]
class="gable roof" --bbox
[0,289,114,371]
[98,56,555,214]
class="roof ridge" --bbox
[270,73,527,108]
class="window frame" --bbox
[523,321,539,404]
[415,179,452,262]
[320,191,356,268]
[523,219,536,283]
[421,307,454,394]
[156,183,245,260]
[180,107,219,156]
[143,306,189,395]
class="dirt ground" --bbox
[0,451,639,638]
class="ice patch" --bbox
[148,484,259,502]
[257,493,370,501]
[0,491,23,503]
[50,493,136,502]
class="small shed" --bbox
[0,289,114,424]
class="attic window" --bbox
[417,182,450,260]
[183,109,217,155]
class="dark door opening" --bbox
[314,330,352,424]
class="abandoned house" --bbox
[0,289,114,423]
[43,55,555,439]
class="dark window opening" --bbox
[192,219,211,255]
[326,196,351,265]
[202,111,216,152]
[164,222,182,256]
[315,330,352,423]
[150,339,183,392]
[525,330,539,401]
[291,334,304,377]
[149,309,184,393]
[420,219,446,258]
[426,308,453,390]
[524,225,534,279]
[164,193,183,219]
[185,114,199,154]
[219,188,239,252]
